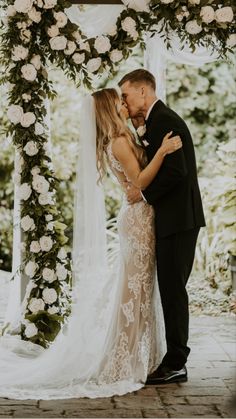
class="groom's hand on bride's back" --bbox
[122,181,143,204]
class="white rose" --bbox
[46,214,53,221]
[58,247,67,260]
[185,20,202,35]
[42,267,56,283]
[56,262,68,281]
[30,54,41,70]
[21,215,35,231]
[35,122,44,135]
[31,166,40,176]
[200,6,215,24]
[32,174,49,194]
[47,221,54,231]
[25,260,38,277]
[79,41,90,52]
[40,235,53,252]
[20,29,31,43]
[47,25,59,38]
[48,306,59,314]
[12,45,29,61]
[160,0,174,3]
[121,17,136,34]
[22,93,31,102]
[23,141,38,156]
[110,49,123,63]
[43,0,57,9]
[30,240,41,253]
[64,41,76,55]
[37,0,43,7]
[215,7,234,23]
[7,5,16,17]
[19,183,32,200]
[21,63,37,81]
[49,36,67,51]
[7,105,23,124]
[188,0,200,4]
[72,31,81,43]
[137,125,147,137]
[28,7,41,23]
[87,58,102,73]
[21,112,36,127]
[14,0,33,13]
[38,192,53,205]
[42,288,58,304]
[28,297,45,313]
[122,0,149,12]
[107,25,117,37]
[94,36,111,54]
[25,323,38,338]
[53,11,67,28]
[226,34,236,48]
[72,52,85,65]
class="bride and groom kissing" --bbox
[0,68,205,399]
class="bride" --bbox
[0,88,182,399]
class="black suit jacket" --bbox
[142,100,206,238]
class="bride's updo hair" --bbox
[92,88,131,183]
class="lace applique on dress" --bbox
[106,142,123,172]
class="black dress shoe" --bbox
[146,365,187,385]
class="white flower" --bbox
[32,174,50,194]
[21,64,37,81]
[42,288,58,304]
[6,5,16,17]
[200,6,215,24]
[25,260,38,277]
[107,25,117,37]
[23,141,38,156]
[46,214,53,221]
[47,25,59,38]
[19,183,32,200]
[226,34,236,48]
[12,45,29,61]
[22,93,31,102]
[185,20,202,35]
[72,52,85,65]
[79,41,90,52]
[94,36,111,54]
[87,58,102,73]
[42,267,56,283]
[56,262,68,281]
[43,0,57,9]
[38,193,53,205]
[121,16,136,34]
[14,0,33,13]
[122,0,149,12]
[20,29,31,43]
[58,247,67,260]
[28,297,45,313]
[160,0,174,3]
[47,221,54,231]
[48,306,59,314]
[25,323,38,338]
[215,7,234,23]
[188,0,200,4]
[30,240,41,253]
[64,41,76,55]
[110,49,123,63]
[49,36,67,51]
[21,112,36,127]
[28,6,41,23]
[21,215,35,231]
[53,11,67,28]
[72,31,81,42]
[30,54,41,70]
[7,105,24,124]
[137,125,147,137]
[35,122,44,135]
[176,7,190,22]
[31,166,40,176]
[37,0,43,7]
[40,235,53,252]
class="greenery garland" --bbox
[0,0,235,348]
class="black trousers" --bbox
[156,227,200,370]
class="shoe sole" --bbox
[146,375,188,385]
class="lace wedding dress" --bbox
[0,101,165,400]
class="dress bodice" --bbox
[106,140,147,177]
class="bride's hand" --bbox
[160,131,182,156]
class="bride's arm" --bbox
[112,132,182,190]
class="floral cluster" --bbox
[0,0,235,347]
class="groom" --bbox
[119,69,205,385]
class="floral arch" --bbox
[0,0,235,348]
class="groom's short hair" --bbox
[118,69,156,91]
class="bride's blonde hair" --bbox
[92,88,132,183]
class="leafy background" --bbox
[0,50,235,315]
